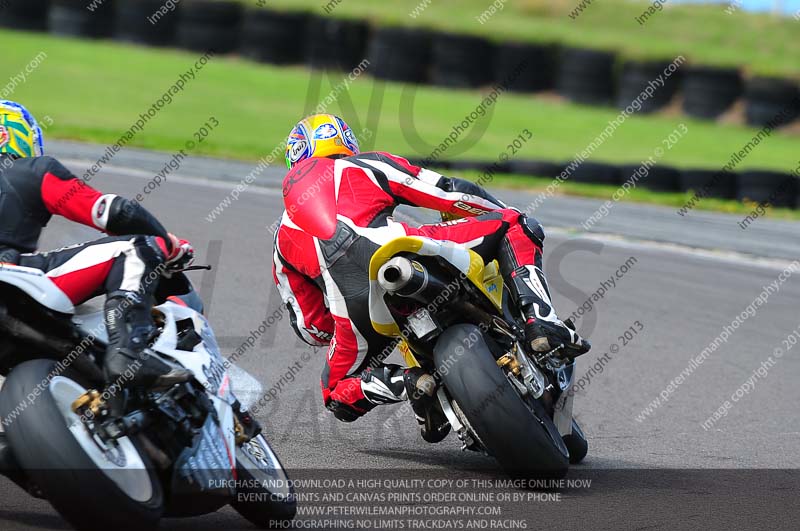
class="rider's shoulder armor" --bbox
[0,155,54,253]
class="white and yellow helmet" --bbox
[285,113,359,169]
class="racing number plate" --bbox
[408,308,437,338]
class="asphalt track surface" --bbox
[1,144,799,530]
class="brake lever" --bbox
[175,264,212,273]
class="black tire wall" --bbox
[48,0,114,38]
[1,0,50,31]
[175,0,242,54]
[430,33,495,88]
[448,160,511,175]
[494,42,557,92]
[679,169,738,199]
[570,161,622,185]
[557,48,616,105]
[306,17,369,71]
[737,171,798,208]
[15,0,795,129]
[508,160,565,179]
[114,0,178,46]
[682,66,742,119]
[240,9,310,64]
[8,0,797,209]
[617,60,682,113]
[744,77,800,128]
[369,27,432,83]
[620,165,681,192]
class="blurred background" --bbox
[1,0,798,216]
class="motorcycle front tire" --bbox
[0,359,163,531]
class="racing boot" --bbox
[361,364,450,443]
[103,290,191,389]
[360,364,408,406]
[403,367,450,443]
[498,242,590,358]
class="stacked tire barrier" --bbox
[240,10,309,64]
[368,27,432,84]
[682,66,743,119]
[617,60,682,113]
[430,33,495,88]
[1,0,797,128]
[557,49,616,105]
[679,169,738,199]
[495,42,556,93]
[48,0,114,39]
[619,165,680,192]
[737,171,798,208]
[1,0,50,31]
[114,0,178,46]
[744,77,800,127]
[417,158,799,209]
[176,1,242,54]
[1,0,797,208]
[570,161,621,185]
[306,17,369,71]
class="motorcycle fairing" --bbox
[367,236,503,338]
[169,415,237,510]
[150,301,239,473]
[0,263,74,314]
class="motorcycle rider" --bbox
[0,100,193,388]
[272,113,590,442]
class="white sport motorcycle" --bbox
[0,264,295,530]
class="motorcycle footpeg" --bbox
[414,373,437,398]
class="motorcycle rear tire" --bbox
[0,359,163,531]
[434,324,569,479]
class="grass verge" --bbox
[2,30,796,171]
[1,29,798,221]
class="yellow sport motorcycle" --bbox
[369,236,588,478]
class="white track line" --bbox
[72,159,797,272]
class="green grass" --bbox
[244,0,800,77]
[459,171,800,221]
[3,30,796,170]
[1,29,798,221]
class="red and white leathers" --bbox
[272,152,558,421]
[0,153,193,385]
[0,154,178,302]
